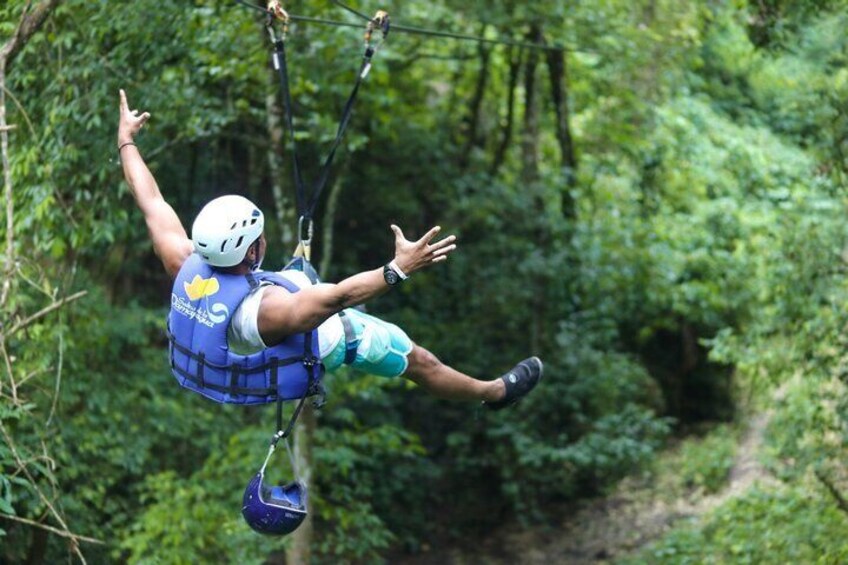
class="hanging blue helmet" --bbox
[242,472,308,535]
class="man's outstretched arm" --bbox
[257,225,458,342]
[118,89,193,279]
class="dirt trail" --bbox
[494,410,779,565]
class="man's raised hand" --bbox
[117,89,151,147]
[391,224,458,275]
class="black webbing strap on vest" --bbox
[265,5,389,225]
[169,333,303,393]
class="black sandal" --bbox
[484,357,543,411]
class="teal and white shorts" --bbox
[322,308,414,378]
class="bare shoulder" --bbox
[163,236,196,279]
[258,284,294,307]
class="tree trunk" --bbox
[521,23,544,353]
[319,173,345,280]
[266,69,295,249]
[1,60,13,312]
[489,46,522,177]
[544,45,577,218]
[520,24,542,184]
[458,27,491,171]
[286,405,315,565]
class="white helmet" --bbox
[191,195,265,267]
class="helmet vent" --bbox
[230,222,237,230]
[250,218,257,225]
[220,240,227,253]
[236,235,245,248]
[197,242,208,248]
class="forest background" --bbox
[2,0,848,563]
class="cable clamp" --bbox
[266,0,290,42]
[364,10,390,50]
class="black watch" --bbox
[383,263,402,286]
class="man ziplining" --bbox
[117,89,543,413]
[118,84,543,534]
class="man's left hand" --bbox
[117,89,151,147]
[391,224,458,275]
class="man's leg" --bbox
[403,344,505,402]
[334,309,542,407]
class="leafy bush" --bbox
[620,487,848,564]
[668,425,738,495]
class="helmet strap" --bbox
[248,237,264,271]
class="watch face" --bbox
[384,266,400,285]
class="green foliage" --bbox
[670,425,739,495]
[4,0,848,562]
[312,391,428,561]
[120,429,287,565]
[621,487,848,564]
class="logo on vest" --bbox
[184,275,220,300]
[171,275,229,327]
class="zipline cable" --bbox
[329,0,371,22]
[327,0,575,52]
[234,0,582,53]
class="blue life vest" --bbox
[167,253,324,405]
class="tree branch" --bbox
[0,514,104,546]
[0,421,91,563]
[816,468,848,517]
[3,290,87,338]
[1,1,64,70]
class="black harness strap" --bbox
[274,334,320,441]
[172,365,276,396]
[267,10,387,223]
[271,36,308,219]
[197,352,206,388]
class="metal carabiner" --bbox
[297,216,314,249]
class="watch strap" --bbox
[387,260,408,280]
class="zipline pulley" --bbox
[265,0,289,40]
